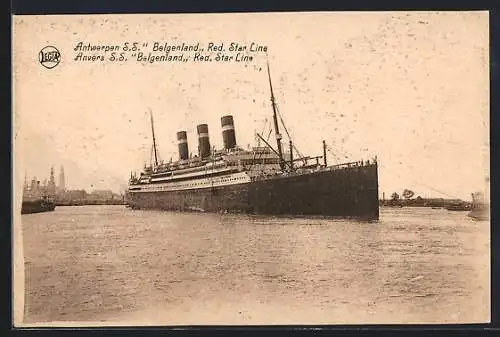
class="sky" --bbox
[13,12,489,200]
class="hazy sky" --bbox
[13,12,489,200]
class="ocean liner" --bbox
[126,63,379,220]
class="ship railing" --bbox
[250,158,376,182]
[324,159,377,171]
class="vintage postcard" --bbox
[12,11,490,326]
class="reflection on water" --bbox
[21,206,489,325]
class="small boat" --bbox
[21,195,56,214]
[445,203,470,211]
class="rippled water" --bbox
[20,206,489,325]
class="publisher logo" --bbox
[39,46,61,69]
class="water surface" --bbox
[21,206,490,325]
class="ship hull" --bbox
[127,163,379,220]
[21,200,56,214]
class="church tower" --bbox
[47,166,56,196]
[23,172,28,192]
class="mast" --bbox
[149,109,159,168]
[322,140,327,166]
[266,60,285,170]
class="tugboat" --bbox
[21,195,56,214]
[467,192,489,221]
[21,173,57,214]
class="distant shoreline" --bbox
[55,201,125,206]
[379,198,470,209]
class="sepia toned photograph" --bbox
[12,11,490,326]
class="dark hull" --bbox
[127,163,379,220]
[467,207,489,221]
[21,200,56,214]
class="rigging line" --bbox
[256,118,268,147]
[275,105,293,143]
[249,123,273,171]
[275,105,290,139]
[275,105,304,160]
[254,129,273,168]
[256,133,293,170]
[149,109,159,168]
[259,128,272,157]
[326,146,340,163]
[275,105,306,161]
[258,128,272,161]
[378,163,462,199]
[326,141,350,162]
[148,144,153,168]
[249,120,271,170]
[261,118,268,135]
[266,128,272,142]
[324,141,345,163]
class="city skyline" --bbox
[23,164,123,194]
[14,12,489,201]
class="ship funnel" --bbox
[221,115,237,150]
[197,124,211,158]
[176,131,189,160]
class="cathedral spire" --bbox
[58,165,66,192]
